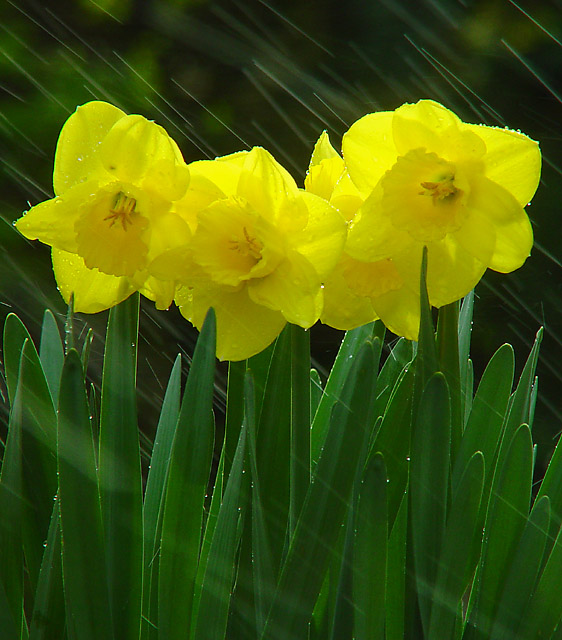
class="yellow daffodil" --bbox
[151,146,347,360]
[305,132,421,339]
[15,101,191,312]
[343,99,541,312]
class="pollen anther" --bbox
[104,191,137,230]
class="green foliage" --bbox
[1,286,562,639]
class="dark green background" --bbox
[1,0,560,469]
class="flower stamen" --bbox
[229,226,263,261]
[419,175,459,204]
[104,191,137,230]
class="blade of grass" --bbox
[57,349,112,640]
[490,495,550,639]
[466,424,533,640]
[39,309,64,407]
[141,354,182,640]
[353,453,387,640]
[410,372,451,635]
[428,451,484,640]
[158,309,216,640]
[192,400,249,640]
[261,339,378,640]
[310,322,378,465]
[290,324,311,535]
[98,293,143,640]
[385,493,408,640]
[0,357,25,638]
[29,499,65,640]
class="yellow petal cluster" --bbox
[16,99,541,358]
[341,100,541,331]
[15,101,191,312]
[151,147,347,360]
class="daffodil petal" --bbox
[304,158,346,201]
[53,101,125,195]
[463,123,541,207]
[248,251,321,327]
[15,180,100,252]
[52,248,135,313]
[176,284,286,361]
[320,266,377,330]
[237,147,302,228]
[291,191,347,280]
[346,186,413,262]
[138,276,176,310]
[394,100,462,135]
[309,131,340,167]
[342,111,397,196]
[467,176,533,272]
[371,286,420,341]
[452,207,496,267]
[100,115,190,200]
[392,239,486,308]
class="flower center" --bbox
[419,174,458,203]
[230,227,263,261]
[103,191,137,230]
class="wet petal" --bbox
[393,239,486,308]
[100,115,190,199]
[176,283,286,361]
[320,258,378,331]
[463,123,541,206]
[346,186,413,262]
[15,180,100,252]
[371,285,420,341]
[53,101,125,195]
[467,176,533,272]
[138,275,176,310]
[52,248,135,313]
[342,111,397,196]
[291,191,347,280]
[247,251,321,327]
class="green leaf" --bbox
[410,372,451,635]
[247,372,276,637]
[518,512,562,638]
[3,312,32,405]
[437,301,462,458]
[57,349,112,640]
[371,366,415,528]
[141,354,182,639]
[467,424,533,640]
[310,369,323,420]
[385,493,408,640]
[261,339,378,640]
[458,290,474,415]
[490,495,550,639]
[254,326,291,576]
[452,343,514,494]
[353,453,387,640]
[29,499,65,640]
[290,324,311,534]
[39,310,64,407]
[0,359,25,638]
[373,338,414,420]
[192,401,248,640]
[98,294,143,640]
[415,247,438,399]
[310,322,378,465]
[158,309,216,640]
[428,452,485,640]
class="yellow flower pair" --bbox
[16,99,541,360]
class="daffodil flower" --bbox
[151,146,347,360]
[15,101,191,312]
[343,99,541,311]
[305,131,421,339]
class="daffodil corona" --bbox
[16,101,191,312]
[342,100,541,316]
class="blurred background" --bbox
[0,0,560,471]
